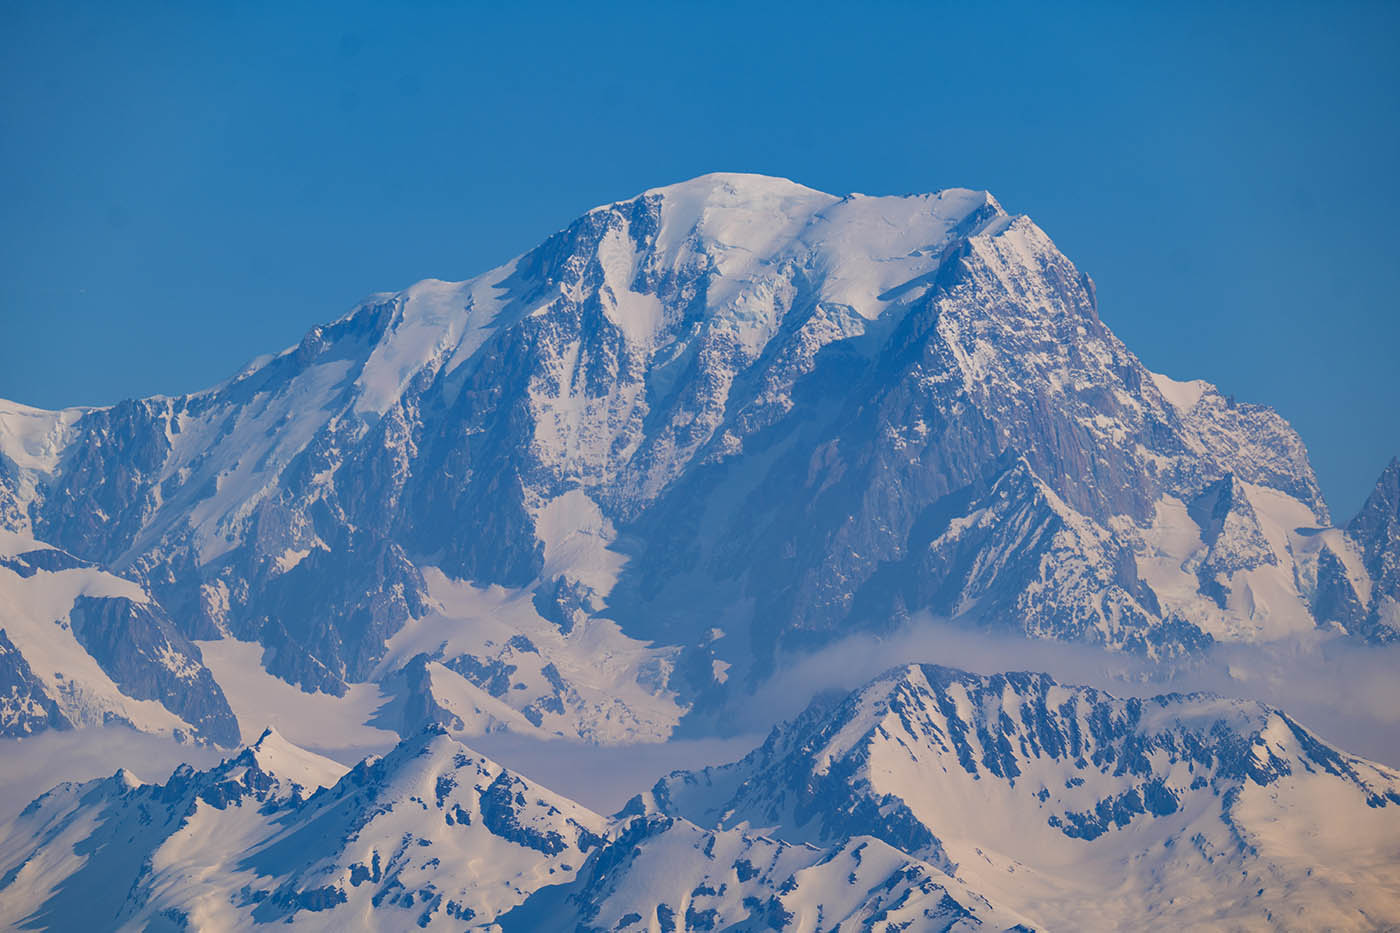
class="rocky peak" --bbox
[1346,457,1400,638]
[654,662,1400,861]
[1350,458,1400,576]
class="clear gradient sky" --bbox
[2,1,1397,517]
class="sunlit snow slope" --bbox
[4,666,1398,930]
[645,664,1400,930]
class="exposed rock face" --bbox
[0,174,1385,744]
[1347,458,1400,640]
[0,457,27,534]
[66,596,239,747]
[0,533,240,745]
[0,629,68,737]
[844,454,1192,657]
[1189,473,1277,576]
[1312,544,1368,631]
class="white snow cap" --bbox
[343,172,1008,416]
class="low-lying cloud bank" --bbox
[0,726,226,825]
[9,620,1396,826]
[469,732,762,814]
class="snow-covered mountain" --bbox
[0,529,237,745]
[642,664,1400,930]
[0,173,1394,750]
[0,720,1032,931]
[502,815,1036,933]
[0,725,606,930]
[4,666,1397,930]
[1332,458,1400,640]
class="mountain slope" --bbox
[644,663,1400,930]
[6,665,1398,931]
[0,173,1388,749]
[0,727,346,931]
[0,530,237,744]
[1345,458,1400,640]
[0,726,606,930]
[502,816,1036,933]
[0,723,1035,931]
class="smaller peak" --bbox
[110,768,143,792]
[245,727,349,792]
[1350,456,1400,533]
[402,722,462,753]
[881,661,942,683]
[1365,456,1400,497]
[392,721,479,764]
[876,662,983,694]
[250,726,309,757]
[360,728,513,793]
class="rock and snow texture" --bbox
[0,173,1393,750]
[503,816,1036,933]
[4,668,1398,931]
[0,726,604,930]
[645,664,1400,931]
[0,722,1029,931]
[1344,458,1400,639]
[0,530,237,744]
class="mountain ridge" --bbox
[0,173,1393,752]
[642,662,1400,930]
[4,664,1397,930]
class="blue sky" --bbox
[2,1,1396,517]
